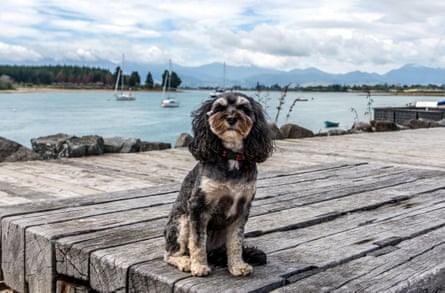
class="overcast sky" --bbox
[1,0,445,74]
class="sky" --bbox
[1,0,445,74]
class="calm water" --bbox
[0,90,428,147]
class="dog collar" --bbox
[221,149,245,161]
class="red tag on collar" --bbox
[221,149,244,161]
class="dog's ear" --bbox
[188,99,223,162]
[244,98,273,162]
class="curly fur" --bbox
[164,92,273,277]
[189,94,272,163]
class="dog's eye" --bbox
[213,104,226,113]
[236,104,252,114]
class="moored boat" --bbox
[114,54,136,101]
[161,59,179,108]
[324,120,340,128]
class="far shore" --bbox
[0,87,166,94]
[2,87,445,96]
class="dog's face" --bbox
[206,95,255,151]
[189,92,273,163]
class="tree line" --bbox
[0,65,182,90]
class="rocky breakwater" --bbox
[31,133,172,159]
[0,136,41,162]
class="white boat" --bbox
[161,98,180,108]
[114,54,135,101]
[161,59,179,108]
[209,62,229,98]
[407,100,445,108]
[209,87,229,98]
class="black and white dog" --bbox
[164,92,273,277]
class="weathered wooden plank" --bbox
[53,164,442,288]
[89,237,165,292]
[0,181,55,206]
[167,197,445,292]
[2,161,445,292]
[0,186,178,293]
[110,183,444,292]
[55,218,166,280]
[22,204,172,293]
[275,226,445,292]
[247,190,445,254]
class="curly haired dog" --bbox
[164,92,273,277]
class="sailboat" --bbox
[114,54,135,101]
[209,62,230,98]
[161,59,179,108]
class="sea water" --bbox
[0,90,427,147]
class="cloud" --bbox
[1,0,445,73]
[0,42,42,62]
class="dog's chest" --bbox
[200,176,255,220]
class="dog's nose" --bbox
[227,117,237,125]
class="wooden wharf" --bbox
[1,128,445,292]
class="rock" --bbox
[401,119,444,129]
[370,120,399,132]
[328,129,348,136]
[351,121,373,132]
[268,123,284,140]
[31,133,104,158]
[120,138,141,153]
[31,133,72,159]
[59,135,104,158]
[175,133,193,148]
[103,137,140,153]
[280,123,314,139]
[140,142,171,152]
[0,137,41,162]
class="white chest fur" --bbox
[200,176,256,218]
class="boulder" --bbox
[328,129,348,136]
[175,133,193,148]
[280,123,314,139]
[401,119,444,129]
[59,135,104,158]
[370,120,399,132]
[0,137,41,162]
[31,133,72,159]
[103,137,141,153]
[268,123,284,140]
[140,142,171,152]
[351,121,373,132]
[31,133,105,158]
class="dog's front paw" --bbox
[191,263,211,277]
[176,257,191,272]
[228,262,253,276]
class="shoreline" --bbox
[0,87,167,94]
[2,87,445,96]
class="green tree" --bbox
[170,71,181,88]
[161,70,181,89]
[145,72,154,89]
[128,71,140,87]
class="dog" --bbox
[164,92,273,277]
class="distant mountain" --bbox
[162,63,445,88]
[2,59,444,87]
[383,64,445,85]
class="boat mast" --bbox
[167,59,172,93]
[120,54,125,94]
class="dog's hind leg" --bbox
[188,204,212,276]
[164,215,191,272]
